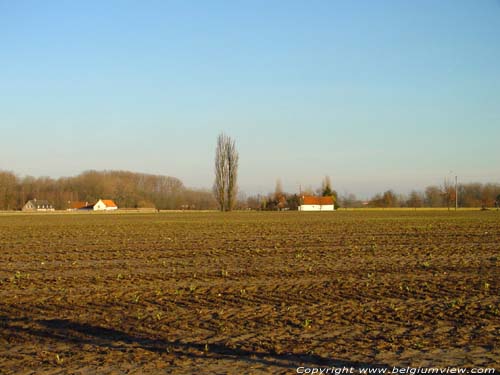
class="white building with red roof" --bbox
[93,199,118,211]
[298,195,334,211]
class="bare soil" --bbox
[0,211,498,374]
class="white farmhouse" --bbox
[298,196,334,211]
[93,199,118,211]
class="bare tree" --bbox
[442,179,456,210]
[274,179,286,210]
[424,185,443,207]
[339,193,360,208]
[274,179,283,200]
[226,136,239,211]
[370,190,398,207]
[214,134,228,211]
[213,133,239,211]
[407,190,424,209]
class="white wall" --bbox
[299,204,334,211]
[93,199,118,211]
[299,204,321,211]
[93,200,106,211]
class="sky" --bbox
[1,1,499,198]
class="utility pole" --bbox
[455,175,458,211]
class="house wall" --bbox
[93,200,118,211]
[299,204,334,211]
[93,200,106,211]
[22,202,55,211]
[299,204,321,211]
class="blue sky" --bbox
[1,1,499,197]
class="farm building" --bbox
[68,201,94,211]
[93,199,118,211]
[298,196,334,211]
[22,199,55,212]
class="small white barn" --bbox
[93,199,118,211]
[298,196,334,211]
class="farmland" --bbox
[0,211,499,374]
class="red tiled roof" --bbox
[318,196,334,205]
[301,196,334,205]
[70,201,89,209]
[101,199,117,207]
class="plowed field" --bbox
[0,211,499,374]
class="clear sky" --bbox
[1,1,499,198]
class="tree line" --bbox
[0,169,216,210]
[242,179,500,210]
[1,131,499,211]
[1,168,499,211]
[360,183,500,209]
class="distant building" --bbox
[22,199,55,212]
[93,199,118,211]
[68,201,94,210]
[67,199,118,211]
[298,196,334,211]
